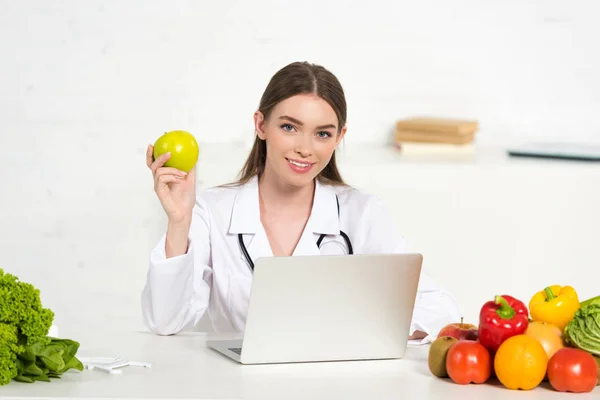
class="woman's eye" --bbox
[281,124,295,132]
[317,131,332,138]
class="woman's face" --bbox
[254,93,346,188]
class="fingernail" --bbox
[178,171,187,176]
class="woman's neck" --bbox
[258,167,315,216]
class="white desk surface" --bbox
[2,329,597,400]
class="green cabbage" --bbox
[564,303,600,356]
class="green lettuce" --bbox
[564,303,600,356]
[580,295,600,309]
[0,268,83,385]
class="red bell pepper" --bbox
[478,295,529,354]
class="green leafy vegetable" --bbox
[580,295,600,309]
[0,268,83,385]
[13,338,84,383]
[564,303,600,356]
[0,323,20,385]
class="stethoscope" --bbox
[238,195,354,271]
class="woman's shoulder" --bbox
[331,183,383,210]
[329,183,408,252]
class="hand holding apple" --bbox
[153,130,200,173]
[146,130,199,225]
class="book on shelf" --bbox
[394,129,475,145]
[392,116,479,156]
[395,117,479,136]
[393,141,476,155]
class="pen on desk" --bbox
[129,361,152,368]
[90,365,123,375]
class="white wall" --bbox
[2,0,600,147]
[1,1,599,338]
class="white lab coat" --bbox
[141,176,461,337]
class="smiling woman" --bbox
[142,61,461,340]
[235,62,348,189]
[254,96,342,182]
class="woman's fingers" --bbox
[154,167,187,179]
[146,145,154,168]
[149,152,171,175]
[155,173,184,188]
[154,168,187,188]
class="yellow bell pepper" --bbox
[529,285,580,331]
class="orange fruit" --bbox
[525,321,565,359]
[494,334,548,390]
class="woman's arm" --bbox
[409,330,428,340]
[141,197,213,336]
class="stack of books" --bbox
[393,117,479,156]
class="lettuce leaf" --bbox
[564,304,600,356]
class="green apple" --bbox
[153,130,199,173]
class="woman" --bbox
[142,61,461,339]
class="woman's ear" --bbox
[336,126,347,146]
[254,110,267,140]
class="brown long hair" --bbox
[232,61,347,186]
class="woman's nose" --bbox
[294,133,313,157]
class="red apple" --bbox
[438,317,479,341]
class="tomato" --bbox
[445,340,492,384]
[595,356,600,386]
[547,348,598,393]
[153,130,199,173]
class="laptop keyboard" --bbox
[229,347,242,355]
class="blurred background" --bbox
[0,0,599,338]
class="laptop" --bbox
[507,142,600,161]
[206,253,423,364]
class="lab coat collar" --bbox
[229,177,261,234]
[308,178,340,235]
[228,176,340,235]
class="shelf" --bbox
[195,141,600,171]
